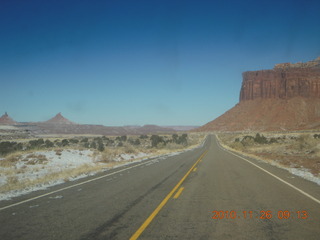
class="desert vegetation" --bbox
[218,132,320,178]
[0,133,198,156]
[0,133,205,198]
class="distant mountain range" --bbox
[0,112,198,136]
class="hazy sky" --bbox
[1,0,320,126]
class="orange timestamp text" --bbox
[211,210,308,220]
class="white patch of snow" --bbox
[289,168,320,185]
[29,204,39,208]
[49,195,63,199]
[0,143,202,202]
[0,150,95,185]
[0,149,96,201]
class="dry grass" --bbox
[0,155,20,168]
[0,164,107,193]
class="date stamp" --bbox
[211,210,308,220]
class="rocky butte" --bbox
[0,112,17,125]
[44,112,76,125]
[198,57,320,131]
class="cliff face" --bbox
[197,57,320,132]
[240,68,320,101]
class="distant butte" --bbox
[44,113,76,125]
[197,57,320,132]
[0,112,17,125]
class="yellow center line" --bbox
[173,187,184,199]
[129,150,208,240]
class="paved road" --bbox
[0,135,319,239]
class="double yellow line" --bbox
[130,150,208,240]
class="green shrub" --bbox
[102,136,110,141]
[94,137,103,144]
[45,140,54,148]
[98,142,105,152]
[0,141,22,156]
[139,135,148,139]
[29,139,45,149]
[133,139,141,145]
[61,139,69,146]
[69,138,79,144]
[313,134,320,139]
[105,139,114,146]
[177,134,188,145]
[90,141,97,149]
[150,135,165,147]
[172,134,178,143]
[128,138,141,146]
[254,133,268,144]
[116,136,127,142]
[120,135,127,141]
[83,142,90,148]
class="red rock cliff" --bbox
[240,58,320,101]
[197,57,320,132]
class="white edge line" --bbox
[215,135,320,205]
[0,138,208,212]
[0,159,158,211]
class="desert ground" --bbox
[0,133,205,200]
[218,132,320,184]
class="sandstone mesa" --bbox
[198,57,320,132]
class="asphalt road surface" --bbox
[0,135,319,240]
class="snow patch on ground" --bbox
[0,147,194,202]
[266,159,320,185]
[289,168,320,185]
[0,149,99,201]
[16,149,95,182]
[0,138,206,202]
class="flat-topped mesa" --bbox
[274,56,320,69]
[240,57,320,101]
[196,57,320,132]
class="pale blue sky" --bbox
[1,0,320,126]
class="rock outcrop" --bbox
[0,112,17,125]
[240,58,320,101]
[198,57,320,132]
[44,113,76,125]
